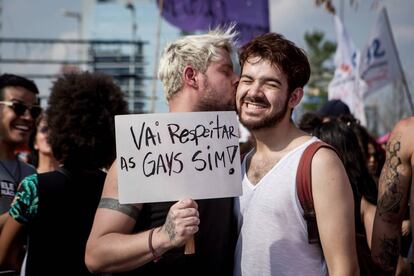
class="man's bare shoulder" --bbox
[95,162,123,207]
[387,116,414,161]
[101,160,142,210]
[310,145,353,216]
[393,116,414,137]
[310,146,348,188]
[311,146,341,167]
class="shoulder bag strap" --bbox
[296,141,336,244]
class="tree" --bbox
[302,30,336,111]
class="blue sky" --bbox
[1,0,413,123]
[271,0,414,89]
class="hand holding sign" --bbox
[115,112,242,256]
[160,199,199,249]
[116,112,242,204]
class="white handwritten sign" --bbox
[115,111,242,204]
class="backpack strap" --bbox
[296,141,336,244]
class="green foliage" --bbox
[303,30,336,111]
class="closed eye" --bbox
[241,80,252,84]
[240,77,253,84]
[265,83,279,89]
[220,68,232,77]
[219,64,234,77]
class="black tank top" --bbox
[116,197,237,276]
[26,168,106,276]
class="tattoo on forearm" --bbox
[98,197,141,219]
[165,213,176,241]
[377,138,403,218]
[376,235,399,271]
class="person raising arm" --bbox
[371,116,414,275]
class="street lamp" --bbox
[126,1,137,112]
[62,10,82,62]
[126,1,137,41]
[63,10,82,40]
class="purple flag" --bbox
[157,0,269,45]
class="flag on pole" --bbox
[359,7,401,98]
[328,15,366,125]
[156,0,269,45]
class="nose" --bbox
[247,81,262,96]
[21,108,34,120]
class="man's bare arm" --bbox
[312,148,359,276]
[85,161,199,273]
[0,214,24,269]
[371,118,414,273]
[0,213,7,231]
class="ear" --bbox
[183,66,198,89]
[288,87,304,108]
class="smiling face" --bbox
[196,48,240,112]
[236,57,295,130]
[0,86,38,149]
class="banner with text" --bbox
[359,7,401,97]
[328,14,366,125]
[115,111,242,204]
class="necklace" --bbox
[0,158,22,184]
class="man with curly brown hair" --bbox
[234,32,358,276]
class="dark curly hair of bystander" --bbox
[46,72,129,170]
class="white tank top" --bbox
[234,137,328,276]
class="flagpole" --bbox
[339,0,344,22]
[150,0,164,113]
[383,7,414,114]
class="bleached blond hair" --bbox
[158,25,238,100]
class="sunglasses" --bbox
[0,101,42,119]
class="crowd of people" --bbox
[0,26,413,276]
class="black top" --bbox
[26,168,106,276]
[116,197,237,276]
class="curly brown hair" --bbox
[46,72,128,169]
[239,32,311,94]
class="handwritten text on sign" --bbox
[115,112,242,204]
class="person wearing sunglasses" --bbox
[0,72,129,275]
[0,73,39,272]
[0,101,41,121]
